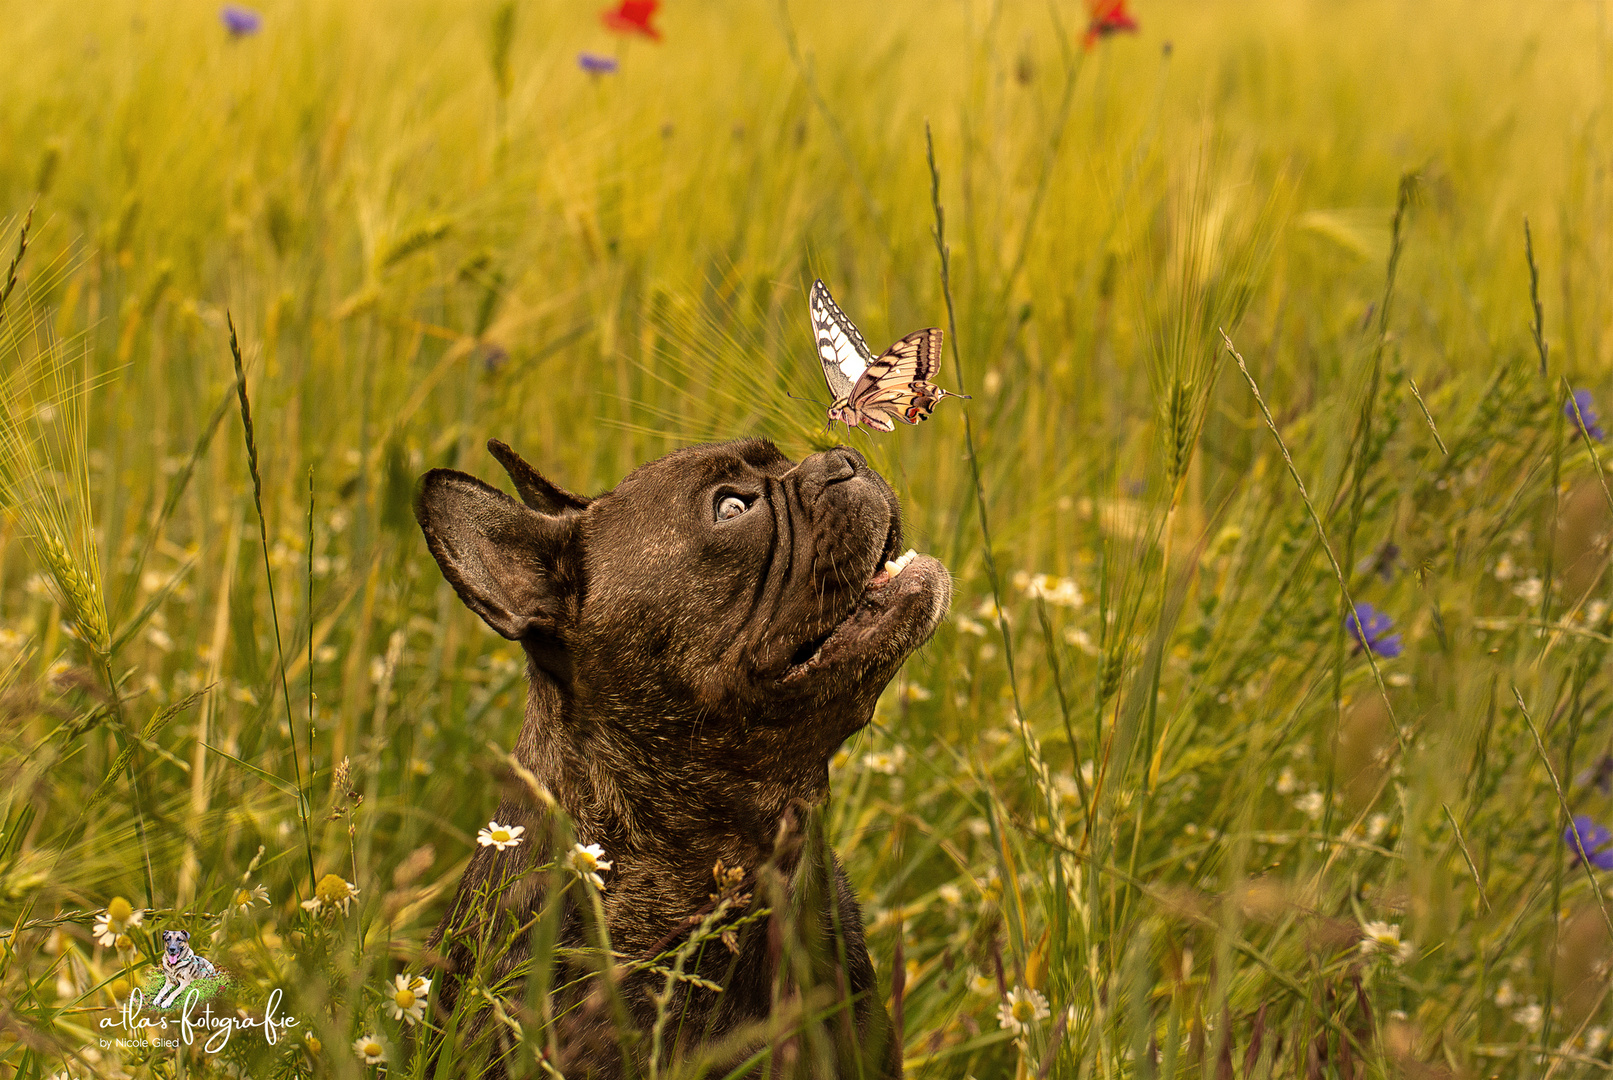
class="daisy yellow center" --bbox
[363,1040,382,1055]
[115,934,133,950]
[234,889,251,906]
[107,897,134,923]
[394,988,416,1009]
[305,1034,322,1052]
[1012,999,1035,1021]
[491,829,512,844]
[315,873,351,903]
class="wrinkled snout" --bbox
[795,446,867,499]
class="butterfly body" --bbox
[810,280,967,432]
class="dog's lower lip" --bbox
[785,551,931,674]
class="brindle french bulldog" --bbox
[415,438,950,1077]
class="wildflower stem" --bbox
[1439,802,1490,913]
[115,384,234,626]
[927,126,1041,964]
[0,204,33,327]
[1326,173,1414,853]
[1525,217,1548,378]
[1035,598,1090,813]
[1406,376,1448,456]
[1516,682,1605,1061]
[1512,685,1613,942]
[1220,329,1401,750]
[1561,376,1613,517]
[229,315,317,894]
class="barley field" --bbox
[3,0,1613,1075]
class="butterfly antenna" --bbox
[785,388,828,408]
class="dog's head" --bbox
[416,439,949,773]
[161,929,190,960]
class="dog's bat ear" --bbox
[487,439,590,514]
[414,469,582,643]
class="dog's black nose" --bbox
[794,448,864,501]
[824,449,859,483]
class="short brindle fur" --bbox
[415,439,950,1077]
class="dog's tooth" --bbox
[884,549,919,578]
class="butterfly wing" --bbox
[840,328,953,427]
[810,280,873,401]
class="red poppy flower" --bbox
[601,0,661,41]
[1084,0,1138,48]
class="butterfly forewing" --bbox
[810,280,873,400]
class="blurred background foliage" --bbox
[3,0,1613,1075]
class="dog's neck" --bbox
[512,669,834,870]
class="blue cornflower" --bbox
[1345,602,1402,658]
[220,5,262,36]
[578,52,619,75]
[1565,814,1613,870]
[1565,389,1606,441]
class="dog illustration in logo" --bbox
[153,930,218,1008]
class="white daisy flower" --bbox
[1493,979,1518,1007]
[1064,626,1100,655]
[477,820,526,851]
[937,883,963,907]
[997,986,1051,1035]
[386,973,432,1025]
[1359,920,1414,963]
[1017,572,1083,608]
[92,897,144,948]
[568,843,613,890]
[1365,813,1391,842]
[231,884,269,915]
[352,1033,387,1064]
[301,873,360,916]
[1514,1003,1544,1034]
[1294,791,1326,821]
[967,969,998,996]
[863,746,907,775]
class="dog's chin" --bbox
[781,553,950,687]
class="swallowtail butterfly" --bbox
[809,280,968,432]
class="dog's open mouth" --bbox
[782,542,948,681]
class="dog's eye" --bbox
[715,495,750,521]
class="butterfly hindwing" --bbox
[839,328,947,426]
[809,280,873,401]
[850,328,944,389]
